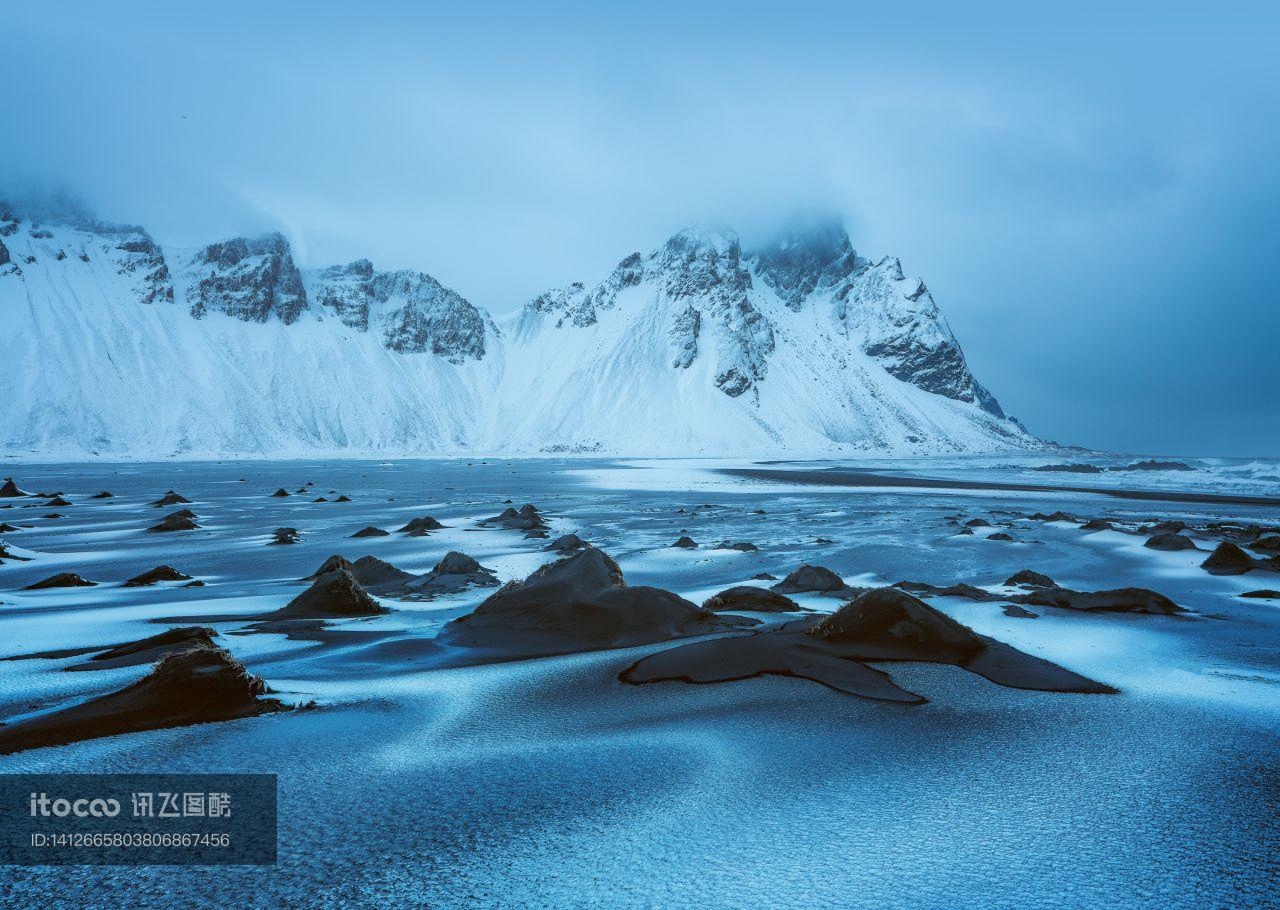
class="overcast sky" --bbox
[3,1,1277,456]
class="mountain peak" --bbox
[662,225,741,257]
[749,215,857,310]
[307,260,491,362]
[186,232,306,324]
[0,202,1034,456]
[653,225,751,303]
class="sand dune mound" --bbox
[303,555,355,580]
[352,555,419,590]
[77,626,219,671]
[546,533,590,552]
[0,478,30,497]
[703,586,800,613]
[480,504,547,532]
[623,586,1114,702]
[811,587,986,661]
[273,569,387,619]
[124,565,193,587]
[149,509,200,532]
[0,644,287,755]
[25,572,97,590]
[1016,586,1183,614]
[1145,533,1198,551]
[1004,570,1056,587]
[151,490,191,507]
[351,526,390,538]
[439,548,746,658]
[398,516,446,535]
[773,564,847,594]
[401,552,499,599]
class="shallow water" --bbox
[1,457,1277,908]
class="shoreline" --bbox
[724,467,1280,508]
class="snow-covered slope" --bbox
[0,202,1036,457]
[496,219,1028,454]
[0,205,501,456]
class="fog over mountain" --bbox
[2,1,1277,454]
[0,201,1030,456]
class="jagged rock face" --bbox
[658,230,774,397]
[0,201,175,303]
[2,201,1032,456]
[749,216,857,310]
[186,233,307,324]
[527,253,645,329]
[830,256,1004,417]
[314,259,375,328]
[669,305,700,369]
[310,262,489,362]
[112,228,173,306]
[528,282,590,327]
[376,271,488,361]
[520,230,776,398]
[655,229,752,301]
[519,219,1007,416]
[749,217,1004,416]
[0,201,17,238]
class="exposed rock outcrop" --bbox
[312,260,492,362]
[186,233,307,324]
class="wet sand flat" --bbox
[726,466,1280,507]
[0,455,1277,908]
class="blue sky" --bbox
[3,1,1277,455]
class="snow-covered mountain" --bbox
[0,201,1036,457]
